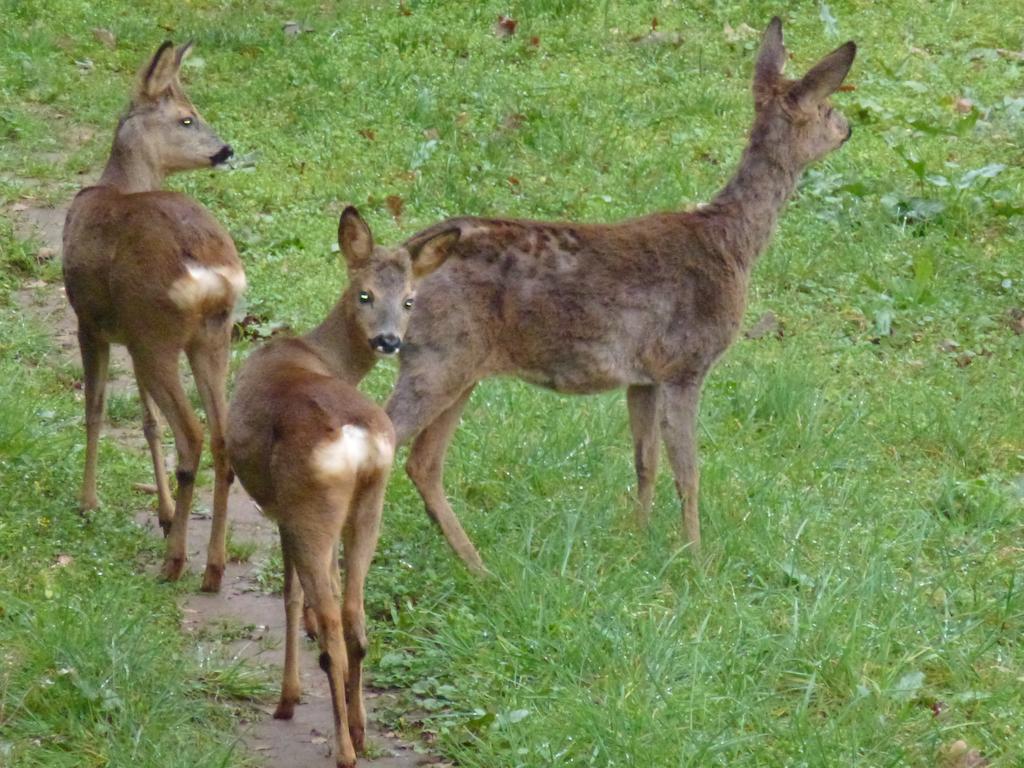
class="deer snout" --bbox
[210,145,234,166]
[370,334,401,356]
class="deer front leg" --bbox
[77,328,110,513]
[139,384,175,533]
[659,380,703,552]
[626,384,661,527]
[395,385,488,576]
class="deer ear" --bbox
[174,40,194,69]
[790,41,856,107]
[753,17,786,97]
[338,206,374,270]
[137,41,178,101]
[407,227,460,280]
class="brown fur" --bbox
[226,207,457,768]
[62,41,241,591]
[385,18,857,573]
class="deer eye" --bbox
[403,297,415,310]
[358,290,373,304]
[180,117,194,127]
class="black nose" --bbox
[210,145,233,165]
[371,334,401,355]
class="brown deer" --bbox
[62,41,242,592]
[386,18,857,575]
[226,207,458,768]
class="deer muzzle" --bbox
[370,334,401,356]
[210,145,234,166]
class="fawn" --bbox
[226,207,458,768]
[385,18,857,574]
[62,41,243,591]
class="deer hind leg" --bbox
[274,528,303,720]
[659,380,703,553]
[340,469,388,753]
[394,383,487,575]
[627,384,661,527]
[131,347,204,581]
[77,327,110,512]
[286,519,356,768]
[139,384,175,533]
[187,324,232,592]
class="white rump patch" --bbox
[313,424,393,479]
[167,263,247,309]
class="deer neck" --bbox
[96,125,165,194]
[303,292,377,386]
[701,133,801,271]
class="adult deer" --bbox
[226,207,458,768]
[62,41,242,591]
[386,18,857,575]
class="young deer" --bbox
[386,18,857,575]
[226,207,458,768]
[62,41,243,591]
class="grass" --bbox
[3,0,1024,766]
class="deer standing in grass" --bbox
[226,207,458,768]
[386,18,857,575]
[62,41,242,591]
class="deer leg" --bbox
[187,330,232,592]
[289,523,355,768]
[627,384,661,527]
[274,528,303,720]
[400,385,487,575]
[139,384,175,533]
[132,349,204,581]
[659,380,703,553]
[77,328,109,513]
[340,470,387,753]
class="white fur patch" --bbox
[167,263,247,309]
[313,424,393,479]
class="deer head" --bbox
[114,41,233,176]
[337,206,459,356]
[751,17,856,167]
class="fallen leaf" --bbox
[529,35,540,47]
[507,176,520,186]
[92,28,116,50]
[36,247,57,263]
[937,338,960,353]
[282,20,313,37]
[630,30,683,46]
[501,112,526,131]
[1006,308,1024,335]
[358,128,376,141]
[744,311,782,340]
[940,740,989,768]
[494,15,517,38]
[385,194,405,220]
[955,353,973,368]
[75,58,95,72]
[954,97,974,113]
[423,128,440,140]
[53,554,74,568]
[398,1,412,16]
[837,83,857,92]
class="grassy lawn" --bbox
[3,0,1023,765]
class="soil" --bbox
[8,200,446,768]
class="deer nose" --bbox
[210,145,233,166]
[371,334,401,355]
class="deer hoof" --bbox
[273,697,298,720]
[200,564,223,593]
[161,556,185,582]
[158,517,173,537]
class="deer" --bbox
[384,18,857,575]
[226,207,458,768]
[62,41,243,592]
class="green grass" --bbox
[3,1,1024,766]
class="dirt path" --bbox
[9,201,442,768]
